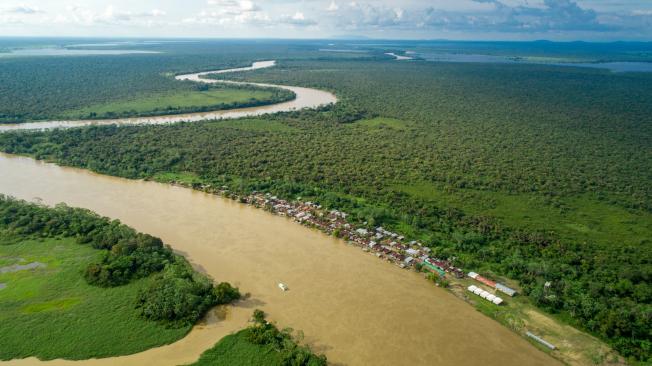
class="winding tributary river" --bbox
[0,61,336,132]
[0,60,558,365]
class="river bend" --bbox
[0,60,556,366]
[0,60,337,132]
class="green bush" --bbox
[245,310,327,366]
[136,261,240,327]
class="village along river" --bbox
[0,61,558,366]
[0,155,558,366]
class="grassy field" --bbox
[59,88,277,119]
[445,276,625,366]
[0,238,191,360]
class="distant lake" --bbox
[0,47,159,57]
[318,48,368,53]
[417,53,652,73]
[552,62,652,73]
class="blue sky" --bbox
[0,0,650,41]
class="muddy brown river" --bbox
[0,60,556,365]
[0,153,558,366]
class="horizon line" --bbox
[1,35,651,44]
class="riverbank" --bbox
[385,52,413,60]
[189,310,327,366]
[0,60,337,132]
[56,86,294,121]
[0,197,240,362]
[158,178,624,366]
[0,56,624,364]
[0,153,558,366]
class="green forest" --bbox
[0,55,294,123]
[0,196,240,359]
[0,41,362,123]
[0,41,650,362]
[190,310,327,366]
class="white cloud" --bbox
[184,0,319,28]
[0,4,46,25]
[64,5,168,26]
[0,0,650,40]
[184,0,268,25]
[335,2,406,29]
[2,5,44,14]
[278,11,317,26]
[206,0,260,14]
[139,9,166,17]
[632,9,652,16]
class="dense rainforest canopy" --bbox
[0,40,368,123]
[0,40,650,362]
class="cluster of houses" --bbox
[242,192,466,279]
[174,182,516,306]
[467,272,517,296]
[467,285,504,305]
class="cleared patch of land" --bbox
[446,277,625,366]
[60,88,279,120]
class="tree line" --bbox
[0,195,240,327]
[1,51,650,360]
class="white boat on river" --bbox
[0,56,557,365]
[0,152,559,366]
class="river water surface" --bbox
[0,153,558,366]
[0,61,337,132]
[0,58,556,365]
[416,52,652,73]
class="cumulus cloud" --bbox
[335,2,405,29]
[0,4,46,25]
[278,11,317,26]
[184,0,315,27]
[2,5,44,14]
[325,0,627,33]
[506,0,607,31]
[65,5,167,26]
[206,0,260,13]
[0,0,649,39]
[632,9,652,16]
[139,9,166,17]
[183,0,269,25]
